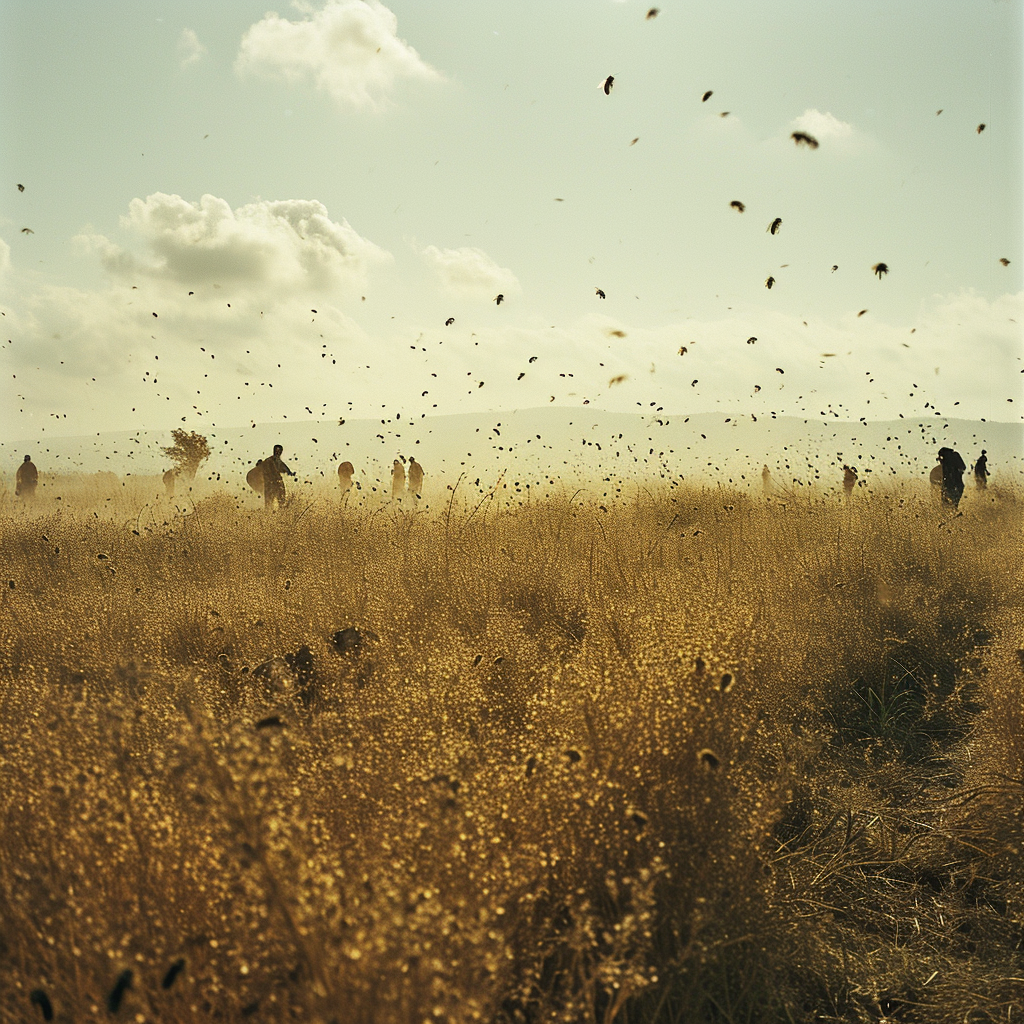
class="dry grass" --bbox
[0,480,1021,1023]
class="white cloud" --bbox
[178,28,207,68]
[791,109,855,143]
[78,192,391,295]
[420,245,520,298]
[235,0,440,109]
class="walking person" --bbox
[15,455,38,500]
[391,459,406,501]
[262,445,295,510]
[162,467,177,498]
[338,461,354,498]
[974,450,989,490]
[937,447,967,509]
[407,457,424,498]
[761,465,772,495]
[842,464,858,497]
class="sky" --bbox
[1,0,1022,449]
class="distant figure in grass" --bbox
[842,464,858,497]
[246,459,264,496]
[15,455,38,500]
[338,461,354,498]
[391,459,406,500]
[162,467,177,498]
[407,457,424,498]
[937,446,967,508]
[262,445,295,510]
[761,465,771,494]
[974,450,989,490]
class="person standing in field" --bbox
[842,464,858,497]
[761,465,771,494]
[162,467,177,498]
[407,457,424,498]
[338,461,354,497]
[937,446,967,508]
[974,450,989,490]
[391,459,406,500]
[15,455,38,499]
[262,445,295,509]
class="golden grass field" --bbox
[0,476,1022,1023]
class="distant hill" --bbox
[2,409,1021,497]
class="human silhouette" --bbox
[15,455,38,499]
[262,445,294,509]
[407,457,424,498]
[974,450,989,490]
[842,464,858,497]
[937,447,967,508]
[391,459,406,500]
[162,468,177,498]
[338,461,354,498]
[761,465,771,494]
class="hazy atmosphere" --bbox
[1,0,1021,461]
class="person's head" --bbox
[981,449,987,456]
[340,461,353,474]
[256,458,263,465]
[23,455,31,462]
[273,444,283,457]
[394,459,401,468]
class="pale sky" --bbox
[1,0,1021,444]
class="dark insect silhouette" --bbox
[678,346,687,355]
[765,276,775,290]
[729,200,745,212]
[702,90,713,102]
[791,131,819,149]
[255,715,284,730]
[445,317,455,325]
[646,7,659,18]
[161,959,186,990]
[698,749,720,770]
[719,111,730,118]
[17,183,25,192]
[629,137,639,145]
[494,293,504,305]
[976,123,986,134]
[517,372,525,379]
[30,990,53,1021]
[768,217,782,235]
[529,355,537,362]
[21,227,33,234]
[831,265,838,272]
[595,288,606,298]
[747,336,757,345]
[872,262,889,279]
[857,309,868,317]
[936,109,942,115]
[776,367,784,373]
[108,970,133,1014]
[603,76,614,95]
[999,258,1010,266]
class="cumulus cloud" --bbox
[78,192,390,295]
[420,245,520,298]
[791,109,855,143]
[178,28,207,68]
[235,0,440,109]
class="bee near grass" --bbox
[0,481,1021,1023]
